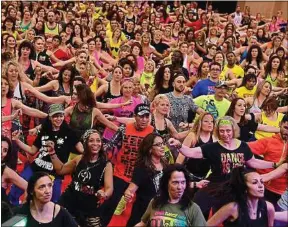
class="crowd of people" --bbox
[1,1,288,227]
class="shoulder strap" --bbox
[52,203,56,221]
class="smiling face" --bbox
[87,132,102,155]
[62,70,72,83]
[113,67,123,81]
[122,81,134,97]
[260,82,271,96]
[6,36,16,48]
[33,176,53,204]
[7,64,19,81]
[151,136,165,158]
[245,172,265,198]
[168,171,186,202]
[234,99,246,116]
[49,113,64,129]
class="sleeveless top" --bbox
[240,47,249,63]
[255,112,283,139]
[70,104,93,138]
[224,199,268,227]
[249,98,262,114]
[185,135,213,180]
[25,60,35,80]
[151,115,169,141]
[233,12,243,26]
[44,23,59,37]
[102,82,121,103]
[51,83,71,97]
[62,158,108,215]
[19,21,31,33]
[1,98,12,139]
[13,82,25,102]
[265,74,278,87]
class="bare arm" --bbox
[94,84,108,98]
[262,163,288,182]
[12,131,38,156]
[256,124,280,133]
[13,100,47,119]
[246,156,274,169]
[135,222,146,227]
[176,132,196,164]
[35,80,58,93]
[167,119,189,140]
[94,108,119,131]
[169,138,203,159]
[266,201,275,227]
[102,162,113,198]
[3,166,28,191]
[124,182,139,202]
[207,202,238,226]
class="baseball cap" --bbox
[134,104,150,116]
[48,104,65,117]
[215,81,228,88]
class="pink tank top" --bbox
[1,98,12,139]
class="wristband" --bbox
[273,162,277,169]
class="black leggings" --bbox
[100,176,129,226]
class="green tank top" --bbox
[70,104,93,138]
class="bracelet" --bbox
[194,182,197,188]
[49,152,56,156]
[273,162,277,169]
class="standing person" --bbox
[14,172,78,227]
[46,129,113,227]
[166,73,204,131]
[100,104,154,226]
[135,164,207,227]
[192,62,221,98]
[207,167,275,227]
[169,116,281,219]
[9,104,83,205]
[120,133,168,227]
[248,114,288,206]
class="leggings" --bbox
[8,165,62,206]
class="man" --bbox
[44,10,62,38]
[137,164,206,226]
[202,44,217,63]
[166,73,204,131]
[248,114,288,206]
[231,5,242,27]
[235,73,257,98]
[168,50,189,80]
[193,81,231,120]
[220,52,244,81]
[101,104,154,226]
[123,20,135,40]
[192,62,221,98]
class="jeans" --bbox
[8,165,62,206]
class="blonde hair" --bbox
[144,59,156,73]
[151,94,170,116]
[191,113,215,143]
[214,116,240,140]
[2,60,25,82]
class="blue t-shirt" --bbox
[192,79,217,98]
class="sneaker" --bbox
[114,196,127,215]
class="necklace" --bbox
[78,160,100,184]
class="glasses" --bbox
[153,142,165,147]
[211,68,220,71]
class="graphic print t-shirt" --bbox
[142,200,206,227]
[201,141,253,182]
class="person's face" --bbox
[1,79,9,96]
[201,63,209,74]
[110,21,118,30]
[33,176,53,204]
[34,39,44,51]
[280,121,288,140]
[135,33,141,41]
[113,68,123,81]
[208,46,217,56]
[173,76,186,93]
[210,65,221,79]
[114,29,121,38]
[35,21,43,30]
[74,25,81,35]
[5,20,13,29]
[226,29,233,37]
[1,141,9,162]
[155,17,160,24]
[123,64,132,78]
[127,21,134,30]
[7,65,18,80]
[271,58,280,69]
[157,99,170,115]
[165,28,171,36]
[79,64,86,75]
[154,30,162,40]
[257,29,263,37]
[277,50,285,58]
[66,12,73,21]
[168,171,186,202]
[215,86,228,98]
[151,136,165,158]
[52,38,60,48]
[247,68,257,75]
[23,12,30,20]
[21,46,31,57]
[145,61,154,72]
[251,48,258,58]
[245,172,265,198]
[246,78,256,90]
[260,82,271,96]
[132,46,140,56]
[210,28,216,35]
[234,99,246,116]
[81,17,88,25]
[163,67,171,81]
[250,38,257,45]
[135,114,150,129]
[179,33,186,41]
[60,32,67,43]
[77,53,87,64]
[171,52,182,64]
[47,12,55,23]
[215,54,224,64]
[142,34,150,44]
[62,70,71,83]
[9,9,17,18]
[227,53,235,65]
[88,133,102,154]
[27,30,35,40]
[201,114,214,132]
[180,44,188,54]
[88,41,96,51]
[50,113,64,128]
[222,43,228,52]
[219,124,233,143]
[38,9,45,17]
[7,37,16,48]
[122,82,134,97]
[274,38,281,47]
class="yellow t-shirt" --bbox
[255,112,284,140]
[235,86,256,99]
[109,37,121,58]
[220,64,245,81]
[106,26,127,41]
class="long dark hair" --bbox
[18,40,35,59]
[264,55,284,77]
[210,167,260,227]
[1,136,12,166]
[137,133,167,174]
[226,98,248,126]
[152,164,193,210]
[245,45,263,69]
[58,64,76,95]
[26,172,52,204]
[240,73,257,87]
[75,83,97,108]
[154,65,172,92]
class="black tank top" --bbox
[25,60,35,80]
[151,115,169,141]
[102,82,121,103]
[61,158,108,215]
[224,199,268,227]
[185,135,213,180]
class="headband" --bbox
[81,129,100,144]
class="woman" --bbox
[2,16,22,40]
[69,23,84,49]
[19,10,34,34]
[136,164,206,226]
[46,129,113,227]
[116,133,168,226]
[226,98,280,142]
[14,172,78,227]
[2,35,17,58]
[148,65,173,101]
[264,55,285,87]
[176,113,215,181]
[95,66,122,103]
[107,28,122,58]
[169,116,281,219]
[9,104,83,205]
[131,42,145,74]
[207,167,275,227]
[1,136,28,204]
[141,32,163,60]
[187,61,210,88]
[213,51,225,70]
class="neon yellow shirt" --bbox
[235,86,256,99]
[220,64,244,81]
[255,112,283,139]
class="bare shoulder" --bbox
[265,201,275,212]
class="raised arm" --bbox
[3,166,28,191]
[13,100,47,119]
[176,132,197,164]
[262,163,288,182]
[93,108,119,131]
[12,131,38,156]
[207,202,238,226]
[35,80,58,93]
[246,156,274,169]
[168,138,203,159]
